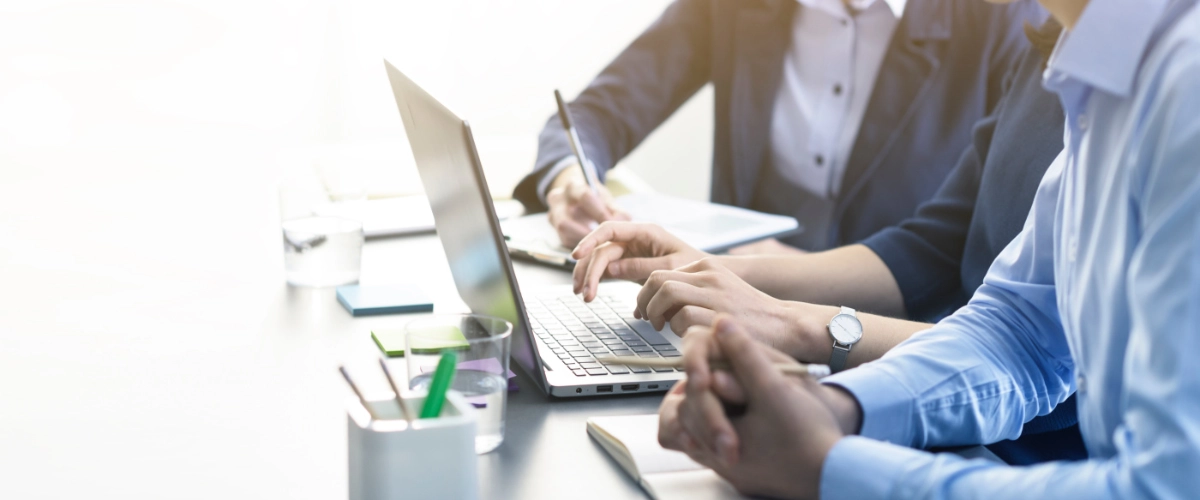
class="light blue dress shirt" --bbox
[818,0,1200,498]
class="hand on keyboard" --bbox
[570,222,707,302]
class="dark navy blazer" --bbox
[862,22,1085,465]
[513,0,1046,250]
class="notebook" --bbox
[586,414,744,500]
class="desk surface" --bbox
[0,188,663,500]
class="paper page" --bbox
[643,469,745,500]
[588,415,706,475]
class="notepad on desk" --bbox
[587,414,745,500]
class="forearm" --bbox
[786,302,931,368]
[718,244,907,318]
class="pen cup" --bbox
[347,392,478,500]
[406,314,512,454]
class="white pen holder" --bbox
[348,392,478,500]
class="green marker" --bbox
[420,351,458,419]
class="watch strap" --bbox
[841,306,856,316]
[830,343,851,373]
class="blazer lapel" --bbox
[834,0,951,223]
[729,0,793,207]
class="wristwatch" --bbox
[827,306,863,373]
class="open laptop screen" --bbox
[384,60,544,391]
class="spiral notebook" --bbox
[586,414,745,500]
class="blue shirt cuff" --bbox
[823,365,918,446]
[821,436,931,500]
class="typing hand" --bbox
[634,258,812,357]
[658,316,846,500]
[546,166,630,248]
[571,221,707,302]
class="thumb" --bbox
[712,315,785,400]
[608,256,676,282]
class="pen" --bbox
[593,356,832,379]
[554,89,601,193]
[339,365,380,420]
[420,351,458,419]
[378,359,415,423]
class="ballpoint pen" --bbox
[555,89,602,194]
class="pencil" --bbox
[378,359,415,423]
[339,365,380,420]
[593,356,831,379]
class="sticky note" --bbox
[371,326,470,358]
[336,284,433,317]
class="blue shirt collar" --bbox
[1045,0,1170,97]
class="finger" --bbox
[657,389,686,450]
[680,368,739,466]
[711,370,748,404]
[679,324,739,467]
[712,315,788,400]
[636,270,711,324]
[681,326,716,388]
[579,243,625,301]
[607,255,676,282]
[644,280,716,331]
[550,204,592,248]
[566,182,614,222]
[669,305,715,336]
[674,257,720,274]
[571,221,656,259]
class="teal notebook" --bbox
[336,284,433,317]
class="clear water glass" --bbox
[278,178,363,287]
[406,314,512,454]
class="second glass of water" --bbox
[278,177,363,287]
[406,314,512,454]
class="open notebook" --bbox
[504,193,801,269]
[587,414,745,500]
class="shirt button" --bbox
[815,155,825,167]
[833,84,843,96]
[1077,114,1089,131]
[1077,374,1087,394]
[840,18,848,26]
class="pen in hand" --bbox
[554,89,601,194]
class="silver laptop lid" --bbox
[383,60,548,394]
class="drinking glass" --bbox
[406,314,512,454]
[278,177,363,287]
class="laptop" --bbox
[385,60,685,397]
[503,194,802,269]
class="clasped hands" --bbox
[656,316,860,499]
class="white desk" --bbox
[0,150,659,499]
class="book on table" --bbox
[586,414,745,500]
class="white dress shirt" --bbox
[770,0,904,201]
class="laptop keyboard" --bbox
[524,292,682,377]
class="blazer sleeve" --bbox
[859,53,1021,320]
[512,0,714,211]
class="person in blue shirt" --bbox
[571,18,1080,464]
[653,0,1200,497]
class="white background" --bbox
[0,0,713,199]
[0,1,713,497]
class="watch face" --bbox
[829,314,863,345]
